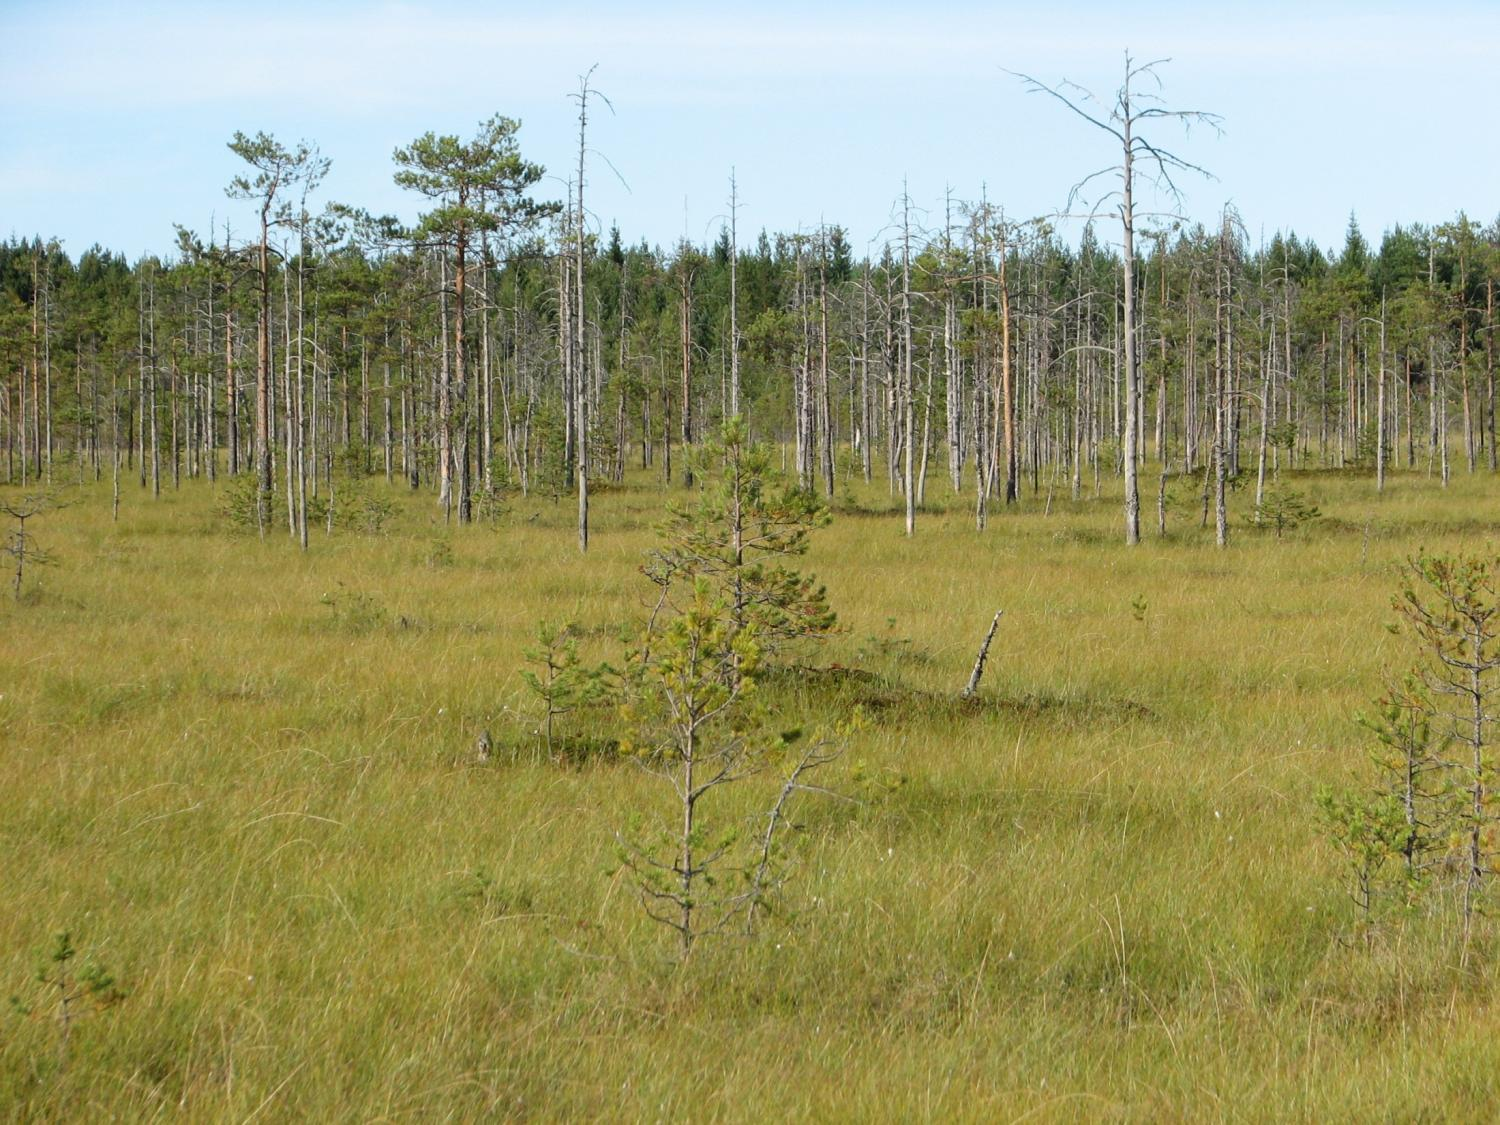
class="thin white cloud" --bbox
[7,2,1496,115]
[3,0,1496,254]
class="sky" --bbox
[2,0,1496,262]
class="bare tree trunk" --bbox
[281,258,296,537]
[961,611,1003,698]
[729,170,742,419]
[575,75,592,552]
[148,275,160,499]
[1488,277,1497,472]
[295,227,309,549]
[111,365,120,520]
[383,349,393,485]
[438,254,453,521]
[1376,295,1387,493]
[454,216,473,524]
[1121,106,1141,545]
[255,207,273,533]
[945,288,962,494]
[860,266,872,483]
[1214,216,1230,548]
[1256,330,1271,509]
[820,256,835,498]
[679,267,693,488]
[1000,228,1016,504]
[902,190,916,537]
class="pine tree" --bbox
[644,417,835,676]
[394,116,554,523]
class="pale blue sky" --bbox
[2,0,1495,260]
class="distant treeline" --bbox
[3,167,1497,526]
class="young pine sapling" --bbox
[10,931,126,1074]
[3,491,61,602]
[1395,554,1500,930]
[1316,788,1409,932]
[1325,554,1500,939]
[1249,482,1320,540]
[644,418,836,680]
[520,620,612,758]
[617,581,849,957]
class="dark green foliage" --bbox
[393,115,554,243]
[318,583,389,633]
[308,470,396,536]
[614,423,850,956]
[1317,788,1411,927]
[1396,554,1500,925]
[1323,673,1446,929]
[10,931,125,1074]
[646,418,836,670]
[1250,483,1321,539]
[1266,421,1299,453]
[616,580,766,952]
[227,131,323,213]
[528,401,569,500]
[1327,554,1500,933]
[449,869,535,918]
[519,621,613,757]
[341,489,396,536]
[617,578,850,952]
[421,537,455,569]
[471,487,509,528]
[2,490,60,600]
[1357,675,1446,879]
[220,474,275,533]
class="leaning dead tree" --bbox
[1011,53,1219,545]
[962,609,1004,698]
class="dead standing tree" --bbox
[1010,54,1220,545]
[569,65,615,553]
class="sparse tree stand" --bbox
[394,115,552,525]
[227,131,324,538]
[974,208,1016,531]
[1013,54,1219,544]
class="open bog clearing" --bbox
[8,4,1500,1116]
[5,468,1500,1120]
